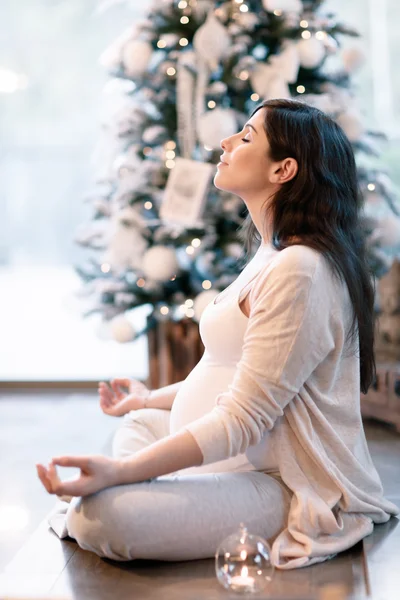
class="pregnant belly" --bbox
[169,355,279,476]
[169,356,236,435]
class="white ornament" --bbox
[109,315,136,343]
[193,289,219,322]
[297,37,326,69]
[336,109,364,142]
[273,42,300,83]
[142,246,180,281]
[262,0,303,13]
[198,108,237,149]
[193,10,231,71]
[122,40,153,78]
[342,46,366,73]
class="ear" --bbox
[270,158,298,184]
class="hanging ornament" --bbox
[297,37,326,69]
[109,314,136,343]
[336,109,364,142]
[142,245,180,281]
[193,289,219,322]
[262,0,302,14]
[198,107,237,149]
[121,40,153,78]
[176,50,197,158]
[342,46,367,73]
[193,10,231,72]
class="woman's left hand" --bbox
[36,455,120,497]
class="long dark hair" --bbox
[237,98,376,394]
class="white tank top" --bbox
[169,242,280,475]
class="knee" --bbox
[66,491,132,561]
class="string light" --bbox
[186,246,195,255]
[180,16,189,24]
[160,306,169,315]
[239,4,249,12]
[301,30,311,39]
[101,263,110,273]
[191,238,201,247]
[137,278,146,287]
[315,31,327,40]
[208,100,216,108]
[185,308,195,318]
[300,20,308,28]
[178,0,187,7]
[167,67,176,76]
[166,150,176,159]
[368,183,376,191]
[239,70,249,80]
[166,159,175,169]
[165,140,176,149]
[251,93,259,101]
[144,201,153,209]
[234,0,243,3]
[179,38,189,46]
[297,85,305,93]
[202,280,212,290]
[185,299,194,307]
[157,39,167,48]
[273,9,282,16]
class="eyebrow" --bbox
[244,123,258,134]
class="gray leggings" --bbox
[66,408,292,562]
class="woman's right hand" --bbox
[98,378,151,417]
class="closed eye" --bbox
[241,137,250,143]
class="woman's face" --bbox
[214,108,274,202]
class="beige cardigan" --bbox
[183,244,399,569]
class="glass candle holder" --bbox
[215,523,274,595]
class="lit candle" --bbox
[230,565,255,591]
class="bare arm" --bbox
[116,429,203,484]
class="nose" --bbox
[220,137,227,151]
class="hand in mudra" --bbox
[98,378,151,417]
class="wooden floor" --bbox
[0,391,399,599]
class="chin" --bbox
[213,171,231,192]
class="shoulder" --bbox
[270,244,322,279]
[250,245,330,305]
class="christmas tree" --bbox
[75,0,400,343]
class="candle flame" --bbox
[241,565,248,578]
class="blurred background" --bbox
[1,0,400,383]
[1,0,400,584]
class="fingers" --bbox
[36,464,54,494]
[110,380,125,401]
[51,456,90,470]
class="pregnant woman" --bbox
[36,99,398,570]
